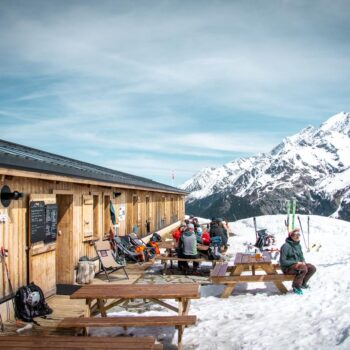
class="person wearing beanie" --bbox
[280,228,316,295]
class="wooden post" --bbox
[221,265,244,298]
[177,325,183,350]
[97,299,107,317]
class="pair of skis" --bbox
[285,199,309,249]
[286,198,297,232]
[285,200,319,252]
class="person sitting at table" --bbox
[280,228,316,295]
[178,223,199,274]
[195,226,203,243]
[201,228,211,245]
[172,224,186,242]
[210,219,227,249]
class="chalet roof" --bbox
[0,139,187,194]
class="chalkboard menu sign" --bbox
[30,201,46,243]
[45,204,58,243]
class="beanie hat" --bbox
[289,228,300,237]
[187,223,195,230]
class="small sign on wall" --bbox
[45,204,58,243]
[0,212,8,222]
[118,205,125,221]
[30,201,58,244]
[30,201,46,243]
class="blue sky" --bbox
[0,0,349,186]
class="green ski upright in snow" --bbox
[291,198,296,231]
[286,198,297,232]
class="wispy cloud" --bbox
[0,0,349,184]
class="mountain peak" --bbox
[182,112,350,222]
[319,112,350,134]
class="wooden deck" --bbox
[0,261,153,336]
[0,295,87,336]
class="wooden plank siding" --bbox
[0,173,185,320]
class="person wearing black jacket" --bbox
[209,219,227,247]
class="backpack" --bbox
[207,245,222,260]
[210,236,222,247]
[255,229,268,249]
[76,261,95,284]
[147,241,160,255]
[150,232,162,243]
[15,282,53,323]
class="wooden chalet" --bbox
[0,139,187,313]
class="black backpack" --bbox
[15,282,53,323]
[149,232,162,243]
[255,229,268,249]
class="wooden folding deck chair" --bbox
[94,240,129,282]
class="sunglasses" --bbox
[292,233,301,237]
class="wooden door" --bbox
[29,194,56,297]
[56,194,73,284]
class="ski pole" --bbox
[0,247,17,320]
[297,216,308,250]
[0,251,7,331]
[253,217,258,240]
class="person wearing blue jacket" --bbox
[280,228,316,295]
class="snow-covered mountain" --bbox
[180,112,350,221]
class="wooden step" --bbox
[58,315,197,328]
[0,335,159,349]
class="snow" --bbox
[91,215,350,350]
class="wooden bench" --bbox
[155,255,221,275]
[58,315,197,350]
[0,335,162,349]
[211,262,229,277]
[210,255,295,297]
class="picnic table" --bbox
[58,283,200,350]
[158,240,209,253]
[156,240,211,273]
[69,283,201,317]
[210,251,294,298]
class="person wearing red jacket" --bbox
[201,230,211,245]
[172,224,185,242]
